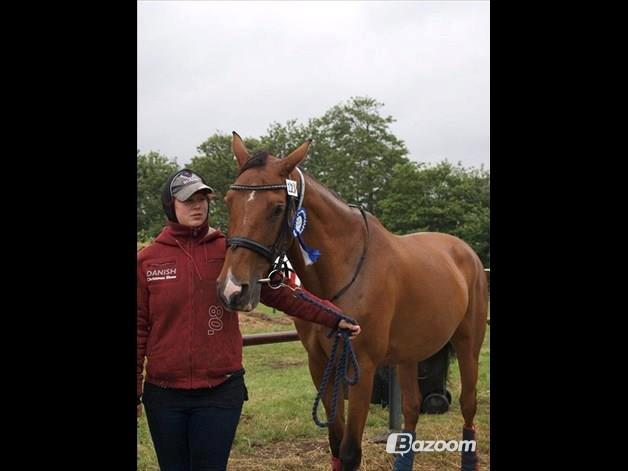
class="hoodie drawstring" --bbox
[175,238,204,281]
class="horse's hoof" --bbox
[331,456,342,471]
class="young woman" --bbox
[137,169,360,471]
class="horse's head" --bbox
[217,132,311,311]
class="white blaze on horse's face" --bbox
[243,190,256,226]
[221,267,242,301]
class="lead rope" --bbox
[294,290,360,428]
[262,273,360,428]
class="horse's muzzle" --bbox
[217,276,260,312]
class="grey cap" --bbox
[170,170,214,201]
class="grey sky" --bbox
[138,1,489,170]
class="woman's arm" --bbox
[260,282,361,337]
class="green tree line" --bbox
[137,97,489,266]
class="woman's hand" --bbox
[338,320,361,339]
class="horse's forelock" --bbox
[238,151,270,176]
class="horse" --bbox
[217,132,488,471]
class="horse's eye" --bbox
[272,205,285,217]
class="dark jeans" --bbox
[143,379,247,471]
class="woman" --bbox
[137,169,360,471]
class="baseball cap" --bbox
[169,170,214,201]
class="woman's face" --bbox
[174,191,209,227]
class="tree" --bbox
[256,97,409,214]
[258,119,312,159]
[137,97,489,267]
[188,133,261,232]
[305,96,409,214]
[379,161,490,266]
[137,150,179,240]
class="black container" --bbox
[371,343,453,414]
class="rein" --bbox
[330,204,369,302]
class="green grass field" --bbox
[138,304,490,470]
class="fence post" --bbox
[372,366,403,443]
[388,367,402,432]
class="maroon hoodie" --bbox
[137,221,341,398]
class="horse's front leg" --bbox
[339,359,376,471]
[307,350,345,470]
[392,361,423,470]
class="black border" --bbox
[37,4,139,468]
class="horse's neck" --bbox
[287,176,366,300]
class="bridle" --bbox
[226,168,305,267]
[226,167,370,301]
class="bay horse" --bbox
[217,132,488,471]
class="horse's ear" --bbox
[280,139,312,175]
[232,131,251,169]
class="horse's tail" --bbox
[418,342,455,392]
[444,340,455,364]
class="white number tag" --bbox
[286,179,298,197]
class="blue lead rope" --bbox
[311,328,360,427]
[291,291,361,428]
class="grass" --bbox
[138,305,490,470]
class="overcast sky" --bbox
[138,1,489,170]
